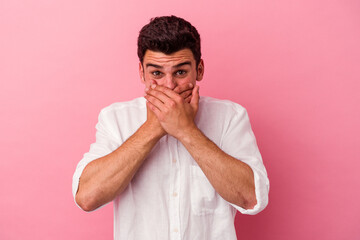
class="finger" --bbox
[174,83,194,94]
[190,85,200,107]
[144,94,165,112]
[179,89,192,99]
[146,84,172,104]
[184,94,192,103]
[150,84,182,101]
[144,80,156,93]
[146,101,162,118]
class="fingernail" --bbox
[189,83,193,88]
[145,87,149,92]
[151,84,156,89]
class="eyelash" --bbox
[176,70,186,75]
[151,70,187,77]
[152,71,162,76]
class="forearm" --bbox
[75,122,163,211]
[179,126,257,209]
[145,84,257,208]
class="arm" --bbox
[75,109,164,212]
[75,83,194,212]
[145,84,257,209]
[178,127,256,209]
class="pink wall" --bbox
[1,0,359,239]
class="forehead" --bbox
[143,49,195,66]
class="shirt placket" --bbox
[168,136,181,240]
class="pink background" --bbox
[1,0,359,239]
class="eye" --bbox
[151,71,162,77]
[175,70,187,76]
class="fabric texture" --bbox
[72,96,269,240]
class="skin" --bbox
[75,48,256,212]
[144,49,257,209]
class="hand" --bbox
[144,81,166,138]
[145,102,167,138]
[144,83,200,140]
[174,83,194,103]
[143,82,194,138]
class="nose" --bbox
[163,75,177,90]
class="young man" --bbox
[73,15,269,239]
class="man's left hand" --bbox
[144,84,200,140]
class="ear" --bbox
[196,59,204,81]
[139,62,145,84]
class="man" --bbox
[73,15,269,239]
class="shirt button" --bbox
[172,159,177,163]
[173,228,178,233]
[172,192,178,197]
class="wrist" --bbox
[142,121,166,140]
[176,123,200,144]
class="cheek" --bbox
[143,75,160,87]
[177,76,196,85]
[144,74,196,87]
[146,77,170,87]
[150,79,161,86]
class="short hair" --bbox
[137,15,201,67]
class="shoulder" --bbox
[199,96,247,116]
[99,97,146,117]
[196,96,251,145]
[96,97,146,127]
[94,97,146,139]
[100,97,145,113]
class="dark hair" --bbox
[137,15,201,66]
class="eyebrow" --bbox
[145,61,192,69]
[174,61,192,68]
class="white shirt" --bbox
[72,96,269,240]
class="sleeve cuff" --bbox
[230,166,270,215]
[72,161,87,210]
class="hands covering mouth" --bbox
[144,82,200,140]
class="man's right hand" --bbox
[144,82,195,138]
[145,102,166,138]
[174,83,194,103]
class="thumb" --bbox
[190,85,200,107]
